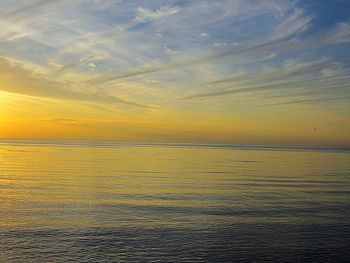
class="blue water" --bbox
[0,140,350,262]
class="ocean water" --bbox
[0,140,350,262]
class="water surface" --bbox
[1,141,350,262]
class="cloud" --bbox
[325,22,350,44]
[91,14,350,90]
[0,1,349,145]
[45,117,79,125]
[1,0,65,23]
[263,95,350,107]
[0,0,349,111]
[50,54,97,76]
[0,57,151,108]
[88,62,96,68]
[133,6,179,24]
[90,5,313,84]
[182,60,350,105]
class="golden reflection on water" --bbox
[1,142,350,230]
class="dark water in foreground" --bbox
[0,141,350,262]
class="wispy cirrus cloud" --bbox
[1,0,65,23]
[182,59,350,107]
[0,57,152,108]
[0,0,349,110]
[1,0,350,145]
[133,6,179,24]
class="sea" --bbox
[0,140,350,262]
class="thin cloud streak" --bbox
[0,2,349,121]
[91,16,350,87]
[1,0,65,23]
[0,57,152,108]
[182,62,350,103]
[262,95,350,107]
[92,35,305,84]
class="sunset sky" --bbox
[0,0,349,146]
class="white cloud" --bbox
[88,62,96,68]
[213,43,227,47]
[0,0,349,109]
[133,6,179,24]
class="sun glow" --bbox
[0,1,349,147]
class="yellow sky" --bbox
[1,1,350,147]
[1,81,349,147]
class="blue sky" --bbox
[0,0,349,145]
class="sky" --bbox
[0,0,349,147]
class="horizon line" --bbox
[1,138,349,152]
